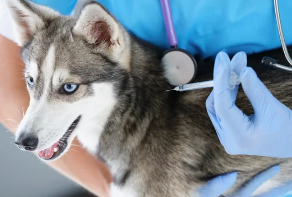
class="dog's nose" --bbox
[15,135,38,151]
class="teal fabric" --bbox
[97,0,292,59]
[30,0,292,59]
[30,0,78,15]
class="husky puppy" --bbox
[4,0,292,196]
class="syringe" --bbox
[169,80,214,92]
[168,72,240,92]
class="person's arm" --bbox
[0,34,112,197]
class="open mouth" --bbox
[38,116,81,160]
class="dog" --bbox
[4,0,292,196]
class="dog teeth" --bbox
[54,147,59,152]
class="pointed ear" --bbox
[4,0,60,46]
[73,2,126,57]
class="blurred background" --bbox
[0,124,94,197]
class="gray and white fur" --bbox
[4,0,292,196]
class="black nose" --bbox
[15,135,38,151]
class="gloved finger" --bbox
[213,52,232,103]
[255,179,292,197]
[231,51,247,76]
[206,91,216,115]
[213,52,250,133]
[229,51,247,100]
[206,91,241,154]
[232,166,280,197]
[240,67,277,115]
[206,91,225,144]
[213,52,233,112]
[198,172,237,197]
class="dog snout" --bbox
[14,134,38,151]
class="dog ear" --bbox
[4,0,60,46]
[73,2,126,57]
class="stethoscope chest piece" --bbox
[162,48,198,86]
[160,0,198,86]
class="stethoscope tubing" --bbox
[160,0,178,47]
[274,0,292,67]
[263,0,292,72]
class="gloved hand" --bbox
[206,51,292,158]
[197,165,292,197]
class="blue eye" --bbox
[61,84,79,94]
[26,77,34,87]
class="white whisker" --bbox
[4,118,19,124]
[71,143,82,148]
[69,148,78,153]
[22,107,25,118]
[64,153,71,159]
[14,108,21,117]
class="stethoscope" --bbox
[160,0,198,86]
[160,0,292,88]
[262,0,292,72]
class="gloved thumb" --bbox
[197,172,237,197]
[240,67,276,114]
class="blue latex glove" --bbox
[29,0,78,15]
[197,165,292,197]
[206,51,292,158]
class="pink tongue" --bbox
[38,141,59,159]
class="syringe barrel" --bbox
[179,80,214,91]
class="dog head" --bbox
[5,0,131,161]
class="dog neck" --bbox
[96,37,174,179]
